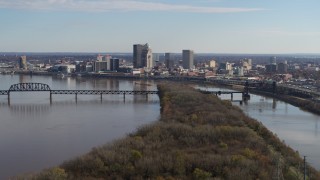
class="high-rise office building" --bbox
[209,60,216,68]
[110,58,120,71]
[165,53,174,69]
[103,55,112,70]
[93,61,108,72]
[270,56,277,64]
[19,56,27,69]
[133,43,153,69]
[97,54,103,61]
[242,58,252,70]
[266,64,277,73]
[182,50,194,69]
[278,62,288,74]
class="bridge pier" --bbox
[75,93,78,102]
[123,93,126,102]
[100,93,103,102]
[7,92,10,106]
[50,91,52,104]
[231,93,233,101]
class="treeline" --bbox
[18,83,319,179]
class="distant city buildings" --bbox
[93,55,120,72]
[51,64,75,73]
[182,50,194,69]
[19,56,27,69]
[265,56,278,73]
[10,51,319,87]
[265,57,289,74]
[235,66,244,76]
[133,43,153,69]
[219,62,232,71]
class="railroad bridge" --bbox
[0,83,159,104]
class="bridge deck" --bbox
[200,90,243,95]
[0,90,8,95]
[50,90,159,95]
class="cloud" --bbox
[0,0,262,13]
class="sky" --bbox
[0,0,319,54]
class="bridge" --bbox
[0,83,159,104]
[199,90,245,104]
[199,89,243,97]
[209,79,320,99]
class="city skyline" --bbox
[0,0,319,54]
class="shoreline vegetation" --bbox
[19,83,320,179]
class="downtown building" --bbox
[165,53,174,69]
[133,43,153,69]
[19,56,27,69]
[278,61,288,74]
[182,50,194,69]
[266,57,278,73]
[93,55,120,72]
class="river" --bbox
[0,75,160,179]
[1,76,319,178]
[196,85,320,170]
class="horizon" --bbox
[0,0,319,54]
[1,52,320,56]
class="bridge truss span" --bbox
[9,83,51,92]
[0,83,159,104]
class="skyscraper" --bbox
[110,58,120,71]
[182,50,194,69]
[19,56,27,69]
[270,56,277,64]
[165,53,174,69]
[133,43,153,69]
[209,60,216,68]
[278,62,288,74]
[242,58,252,70]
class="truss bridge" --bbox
[0,83,159,104]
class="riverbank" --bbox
[203,81,320,117]
[20,82,319,179]
[250,89,320,115]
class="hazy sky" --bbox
[0,0,319,53]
